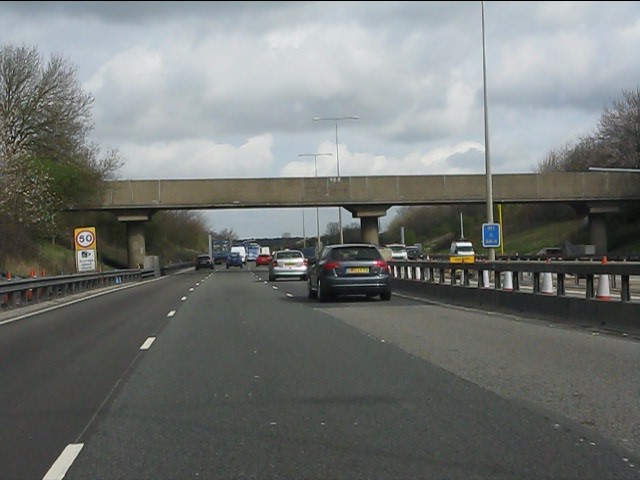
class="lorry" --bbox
[211,239,231,265]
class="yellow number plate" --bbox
[347,267,369,274]
[449,256,475,264]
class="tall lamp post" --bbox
[313,115,359,243]
[481,1,495,261]
[299,152,333,252]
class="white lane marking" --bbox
[272,286,278,290]
[189,288,194,292]
[140,337,156,350]
[286,293,293,298]
[167,310,176,317]
[181,296,187,301]
[196,282,200,286]
[42,443,84,480]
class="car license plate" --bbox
[285,262,296,267]
[347,267,369,274]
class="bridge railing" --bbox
[0,269,153,311]
[388,258,640,303]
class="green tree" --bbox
[0,43,124,260]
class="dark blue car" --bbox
[226,251,243,269]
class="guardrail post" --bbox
[532,272,540,293]
[557,273,565,296]
[585,274,595,299]
[621,275,630,302]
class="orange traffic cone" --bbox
[596,256,611,301]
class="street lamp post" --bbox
[302,209,306,248]
[299,152,333,252]
[481,1,495,261]
[313,116,359,244]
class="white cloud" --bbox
[1,1,638,237]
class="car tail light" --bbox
[374,260,389,272]
[323,261,340,270]
[303,258,308,266]
[271,260,278,267]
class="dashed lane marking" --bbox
[42,443,84,480]
[140,337,156,350]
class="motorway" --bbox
[0,266,638,479]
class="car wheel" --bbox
[241,264,243,269]
[269,273,275,281]
[318,278,329,303]
[380,290,391,301]
[300,274,307,281]
[308,278,317,298]
[226,265,229,270]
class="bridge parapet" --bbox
[81,172,640,211]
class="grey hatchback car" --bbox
[307,244,391,302]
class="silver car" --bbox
[268,249,308,281]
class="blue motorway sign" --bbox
[482,223,501,248]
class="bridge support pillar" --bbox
[346,205,390,246]
[116,211,152,268]
[588,205,618,255]
[126,222,146,269]
[360,217,379,245]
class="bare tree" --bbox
[596,88,640,169]
[0,44,94,161]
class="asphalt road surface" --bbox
[0,266,638,479]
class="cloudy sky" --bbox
[2,1,639,239]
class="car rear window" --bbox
[277,251,303,259]
[330,247,382,261]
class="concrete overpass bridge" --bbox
[75,172,640,267]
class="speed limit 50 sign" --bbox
[74,227,97,273]
[74,227,96,249]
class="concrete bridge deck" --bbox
[71,172,640,268]
[84,172,640,212]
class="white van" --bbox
[449,240,475,257]
[231,245,247,264]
